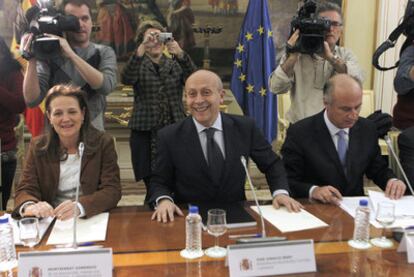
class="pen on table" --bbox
[79,242,95,247]
[229,234,261,239]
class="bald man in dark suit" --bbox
[281,74,406,204]
[149,70,302,222]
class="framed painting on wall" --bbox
[88,0,345,81]
[0,0,346,81]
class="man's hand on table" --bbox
[311,186,342,205]
[385,179,406,199]
[272,194,303,212]
[151,199,184,223]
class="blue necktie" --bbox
[337,130,348,169]
[205,128,224,185]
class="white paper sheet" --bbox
[7,214,54,246]
[340,196,414,229]
[250,205,328,233]
[47,212,109,245]
[368,190,414,216]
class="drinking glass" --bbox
[205,209,227,258]
[370,202,395,248]
[19,217,40,248]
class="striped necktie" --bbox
[205,128,224,185]
[337,129,348,170]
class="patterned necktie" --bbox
[205,128,224,185]
[337,130,348,169]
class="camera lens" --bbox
[299,34,324,54]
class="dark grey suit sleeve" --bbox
[399,128,414,187]
[394,45,414,95]
[147,130,175,205]
[280,126,314,198]
[249,123,290,195]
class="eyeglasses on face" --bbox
[330,21,343,27]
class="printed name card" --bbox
[227,239,316,276]
[397,228,414,263]
[18,248,112,277]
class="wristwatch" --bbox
[285,44,296,54]
[330,54,341,64]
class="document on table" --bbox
[250,205,328,233]
[7,214,54,245]
[47,212,109,245]
[340,196,414,229]
[368,190,414,216]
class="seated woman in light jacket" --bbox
[13,84,121,220]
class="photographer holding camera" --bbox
[121,20,196,200]
[269,2,363,124]
[22,0,117,131]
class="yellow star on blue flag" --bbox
[234,59,242,68]
[257,25,264,35]
[230,0,278,142]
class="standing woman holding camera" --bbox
[0,36,26,209]
[121,20,196,201]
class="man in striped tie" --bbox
[149,70,302,223]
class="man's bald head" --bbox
[323,74,363,129]
[185,69,223,91]
[323,74,362,104]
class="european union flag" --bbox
[230,0,277,143]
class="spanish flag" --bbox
[11,0,45,137]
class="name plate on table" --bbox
[227,239,316,277]
[18,248,112,277]
[397,229,414,263]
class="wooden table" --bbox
[14,202,414,276]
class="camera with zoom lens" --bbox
[22,3,80,60]
[290,0,331,55]
[403,0,414,39]
[373,0,414,71]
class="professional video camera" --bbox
[373,0,414,71]
[289,0,331,55]
[22,0,80,60]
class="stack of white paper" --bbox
[368,190,414,216]
[340,191,414,229]
[250,205,328,233]
[47,212,109,245]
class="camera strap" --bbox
[372,18,411,71]
[81,49,101,100]
[48,48,101,96]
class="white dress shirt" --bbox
[156,113,288,206]
[309,110,349,198]
[192,113,225,160]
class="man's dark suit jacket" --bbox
[281,111,395,198]
[399,126,414,186]
[147,113,289,204]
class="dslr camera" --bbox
[403,0,414,39]
[22,1,80,60]
[289,0,331,54]
[373,0,414,71]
